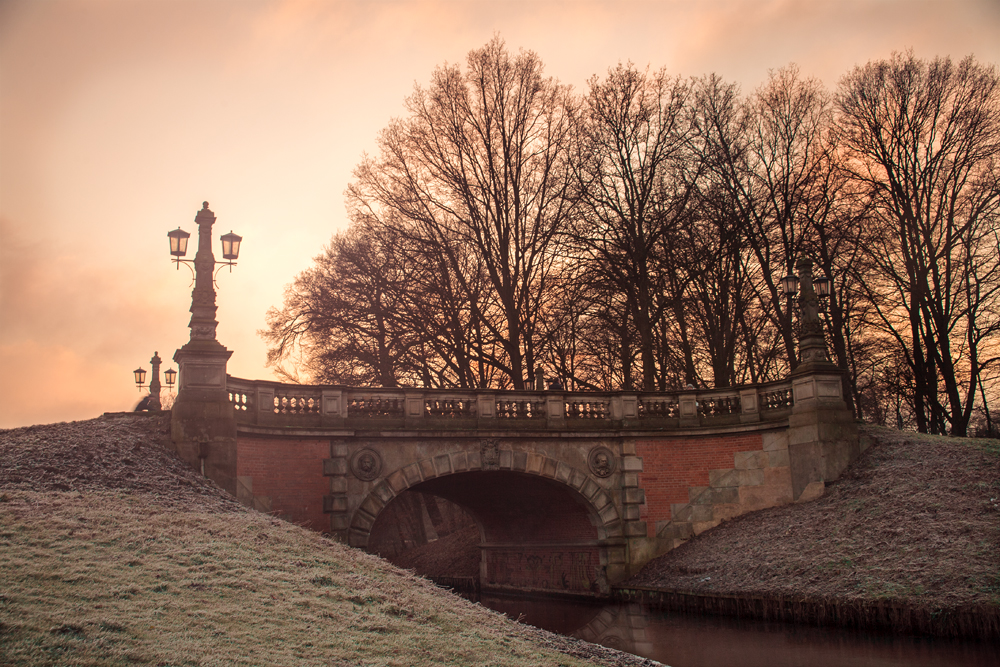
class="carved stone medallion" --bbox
[481,439,500,470]
[588,446,617,478]
[351,448,382,481]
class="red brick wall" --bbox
[636,433,764,532]
[237,436,329,531]
[485,547,600,592]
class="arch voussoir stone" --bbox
[525,452,545,474]
[402,462,423,486]
[386,470,408,494]
[450,451,469,472]
[373,481,395,505]
[433,454,452,476]
[541,456,559,478]
[359,494,385,517]
[351,507,376,533]
[418,458,436,480]
[599,502,620,525]
[568,468,588,491]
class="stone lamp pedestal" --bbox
[786,258,859,500]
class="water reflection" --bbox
[470,593,998,667]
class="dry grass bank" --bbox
[0,414,656,667]
[624,426,1000,637]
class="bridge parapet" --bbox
[225,376,794,432]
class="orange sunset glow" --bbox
[2,0,998,429]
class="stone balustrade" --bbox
[226,376,794,431]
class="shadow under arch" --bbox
[349,451,624,595]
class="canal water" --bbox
[471,593,998,667]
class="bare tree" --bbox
[346,37,576,389]
[261,224,417,386]
[569,63,695,389]
[836,52,1000,435]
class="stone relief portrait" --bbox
[351,448,382,481]
[588,446,617,478]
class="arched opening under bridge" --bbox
[364,470,616,595]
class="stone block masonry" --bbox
[637,429,793,549]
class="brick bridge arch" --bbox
[352,450,624,594]
[215,377,860,596]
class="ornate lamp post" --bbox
[167,202,241,344]
[781,257,833,368]
[132,352,170,409]
[167,202,242,492]
[781,257,858,504]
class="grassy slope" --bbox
[0,415,653,667]
[626,426,1000,612]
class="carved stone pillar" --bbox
[171,203,237,495]
[148,351,162,411]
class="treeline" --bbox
[262,38,1000,437]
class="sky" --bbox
[1,0,998,429]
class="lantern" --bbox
[220,231,242,261]
[167,227,191,257]
[814,275,831,298]
[781,274,799,297]
[133,367,147,391]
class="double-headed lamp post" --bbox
[782,257,833,368]
[167,202,242,383]
[132,352,176,410]
[168,203,242,489]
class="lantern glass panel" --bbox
[220,231,242,260]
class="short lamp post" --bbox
[133,352,172,410]
[148,352,163,410]
[782,258,833,367]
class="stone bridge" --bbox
[172,371,857,597]
[165,201,858,597]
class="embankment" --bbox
[620,426,1000,639]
